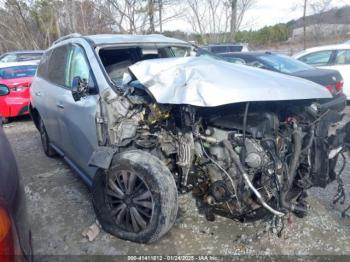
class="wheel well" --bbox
[29,104,40,130]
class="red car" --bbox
[0,62,38,123]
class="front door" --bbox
[56,44,99,179]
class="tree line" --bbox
[0,0,258,52]
[0,0,339,53]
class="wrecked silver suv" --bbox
[30,34,349,243]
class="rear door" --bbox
[31,45,71,146]
[56,44,99,179]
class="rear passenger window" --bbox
[37,50,52,79]
[299,50,332,66]
[47,45,70,87]
[335,50,350,65]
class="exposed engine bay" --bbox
[95,80,349,224]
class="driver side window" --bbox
[65,46,92,89]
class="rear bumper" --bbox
[0,97,30,118]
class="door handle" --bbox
[56,103,64,109]
[35,91,42,97]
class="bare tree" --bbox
[185,0,255,44]
[292,0,334,48]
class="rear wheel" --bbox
[1,117,10,124]
[92,150,178,243]
[39,119,56,157]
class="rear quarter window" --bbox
[36,50,52,79]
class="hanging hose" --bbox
[280,124,307,214]
[222,140,285,217]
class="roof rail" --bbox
[53,33,82,45]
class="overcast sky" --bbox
[163,0,350,32]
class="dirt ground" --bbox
[3,109,350,257]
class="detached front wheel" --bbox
[92,150,178,243]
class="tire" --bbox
[39,119,56,157]
[92,150,178,243]
[1,117,10,124]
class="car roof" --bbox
[0,60,40,69]
[294,44,350,57]
[206,43,244,46]
[83,34,189,46]
[2,50,44,55]
[221,51,271,56]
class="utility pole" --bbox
[159,0,163,33]
[148,0,155,33]
[303,0,308,50]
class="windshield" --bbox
[258,54,313,74]
[0,65,37,79]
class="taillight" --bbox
[325,81,343,95]
[0,207,14,261]
[335,80,344,92]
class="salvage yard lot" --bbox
[4,111,350,256]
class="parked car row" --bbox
[218,51,347,114]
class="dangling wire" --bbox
[333,152,346,205]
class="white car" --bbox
[293,44,350,99]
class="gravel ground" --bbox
[3,111,350,257]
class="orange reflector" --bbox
[0,206,15,261]
[0,208,11,242]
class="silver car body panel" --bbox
[129,56,332,107]
[86,34,188,46]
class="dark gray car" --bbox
[0,87,32,260]
[30,34,349,243]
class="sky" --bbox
[162,0,350,32]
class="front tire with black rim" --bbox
[92,150,178,243]
[39,119,56,157]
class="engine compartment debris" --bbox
[93,53,349,229]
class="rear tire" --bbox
[39,119,56,157]
[92,150,178,243]
[1,117,10,124]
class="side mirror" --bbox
[71,76,88,102]
[0,85,9,96]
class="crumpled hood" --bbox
[129,56,332,107]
